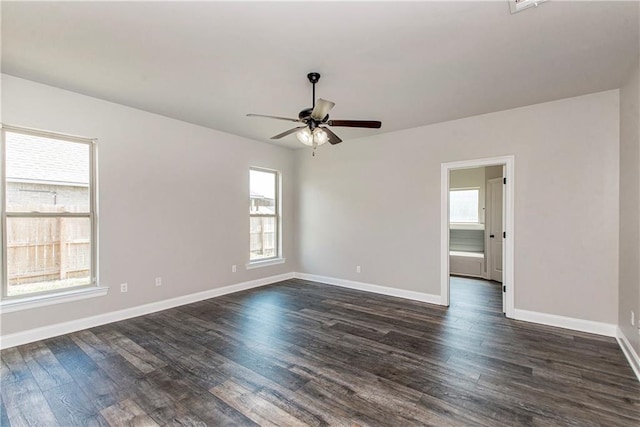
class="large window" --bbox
[249,168,279,262]
[1,126,97,299]
[450,188,480,223]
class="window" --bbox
[450,188,479,223]
[1,126,97,300]
[249,168,280,262]
[509,0,547,14]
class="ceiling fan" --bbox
[247,72,382,151]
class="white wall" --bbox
[296,90,620,324]
[619,59,640,355]
[0,74,624,338]
[0,74,296,336]
[485,165,503,181]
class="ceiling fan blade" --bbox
[311,99,336,121]
[270,126,306,140]
[247,113,300,123]
[321,127,343,145]
[327,119,382,129]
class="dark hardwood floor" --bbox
[1,277,639,426]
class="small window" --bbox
[509,0,547,14]
[249,168,280,262]
[450,189,479,223]
[1,127,97,299]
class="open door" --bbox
[488,177,504,283]
[487,176,504,313]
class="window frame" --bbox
[509,0,547,14]
[248,166,281,265]
[449,187,481,224]
[1,125,99,301]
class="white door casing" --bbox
[440,155,515,318]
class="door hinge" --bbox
[503,285,506,292]
[503,177,506,184]
[503,231,506,238]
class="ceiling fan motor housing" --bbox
[298,108,329,124]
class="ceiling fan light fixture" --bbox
[313,128,329,146]
[296,127,314,146]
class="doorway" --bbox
[440,156,514,318]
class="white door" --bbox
[488,178,503,283]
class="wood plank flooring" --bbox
[1,277,639,426]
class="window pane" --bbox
[250,216,276,260]
[450,189,479,223]
[6,217,91,296]
[5,132,90,213]
[250,169,276,215]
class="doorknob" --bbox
[490,234,495,238]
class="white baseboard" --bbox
[513,308,617,337]
[0,272,294,350]
[294,272,442,305]
[616,327,640,381]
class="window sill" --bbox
[245,257,286,270]
[0,286,109,314]
[450,223,485,230]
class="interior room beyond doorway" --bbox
[448,165,504,284]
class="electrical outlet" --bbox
[232,265,237,273]
[120,283,128,293]
[155,277,162,287]
[632,310,635,327]
[356,265,361,273]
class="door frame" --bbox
[440,155,515,318]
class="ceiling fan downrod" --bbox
[307,72,321,109]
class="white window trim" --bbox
[245,257,286,270]
[0,285,109,313]
[509,0,547,14]
[0,124,102,307]
[249,167,282,264]
[449,223,485,231]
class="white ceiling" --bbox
[2,1,638,149]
